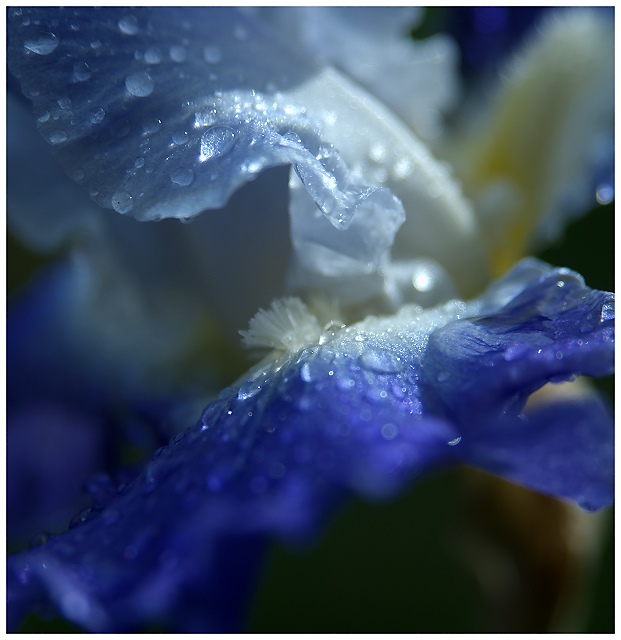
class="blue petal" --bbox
[460,398,614,511]
[6,259,613,631]
[420,258,614,425]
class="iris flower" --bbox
[6,6,614,633]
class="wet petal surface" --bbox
[6,259,614,631]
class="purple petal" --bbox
[420,259,614,425]
[459,398,614,511]
[6,259,613,631]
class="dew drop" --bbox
[300,362,312,383]
[72,168,85,182]
[134,156,145,169]
[199,125,236,162]
[448,436,462,446]
[381,423,398,440]
[24,32,59,55]
[90,39,101,49]
[125,71,154,97]
[170,44,187,63]
[171,167,195,186]
[596,183,614,206]
[143,118,162,135]
[144,47,162,64]
[203,45,222,64]
[112,191,133,214]
[48,130,68,145]
[89,107,105,124]
[36,110,50,123]
[600,300,614,322]
[118,15,139,35]
[57,97,72,109]
[359,348,404,374]
[73,61,91,82]
[171,131,189,145]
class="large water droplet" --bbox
[24,32,59,55]
[118,15,139,35]
[170,45,186,63]
[203,45,222,64]
[359,348,404,374]
[89,107,105,124]
[171,167,194,186]
[144,47,162,64]
[112,191,133,214]
[199,126,236,162]
[125,71,154,97]
[36,110,50,123]
[171,131,189,145]
[73,61,91,82]
[48,130,68,145]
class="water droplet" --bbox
[24,32,59,55]
[125,71,154,97]
[72,168,85,182]
[143,118,162,135]
[48,130,67,145]
[237,381,261,401]
[555,351,563,360]
[170,44,187,63]
[89,107,105,124]
[381,423,398,440]
[90,39,101,49]
[73,61,91,82]
[448,436,462,446]
[118,14,139,35]
[36,110,50,123]
[199,125,236,162]
[556,280,565,288]
[134,156,145,169]
[300,362,312,382]
[600,300,614,322]
[596,183,614,205]
[57,97,72,109]
[144,47,162,64]
[359,348,404,374]
[171,167,194,186]
[203,45,222,64]
[112,191,133,214]
[171,131,189,145]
